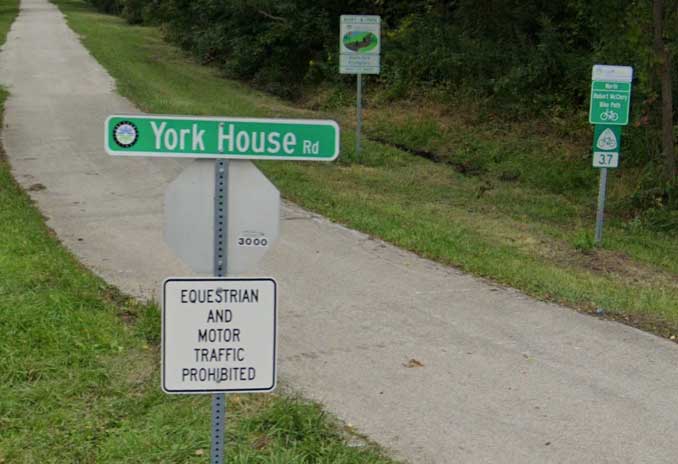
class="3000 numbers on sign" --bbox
[237,236,269,247]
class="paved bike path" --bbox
[2,1,678,463]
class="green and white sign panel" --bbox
[592,125,621,168]
[106,115,340,161]
[589,65,633,125]
[340,15,380,75]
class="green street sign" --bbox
[106,115,340,161]
[592,124,621,168]
[589,82,631,125]
[588,65,633,126]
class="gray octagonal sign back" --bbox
[164,159,280,275]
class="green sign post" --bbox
[588,65,633,244]
[106,115,340,161]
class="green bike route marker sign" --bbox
[592,124,621,168]
[106,115,340,161]
[589,65,633,125]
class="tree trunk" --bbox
[653,0,676,182]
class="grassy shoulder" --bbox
[51,0,678,337]
[0,2,394,463]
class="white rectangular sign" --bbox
[340,15,381,74]
[162,278,277,394]
[593,151,619,168]
[591,65,634,83]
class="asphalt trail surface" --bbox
[2,1,678,462]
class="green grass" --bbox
[0,0,17,48]
[50,0,678,336]
[0,2,394,462]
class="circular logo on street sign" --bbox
[113,121,138,147]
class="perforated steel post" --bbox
[594,167,608,244]
[210,158,228,464]
[356,73,362,156]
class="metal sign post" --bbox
[211,159,228,464]
[210,391,226,464]
[356,73,362,155]
[594,167,608,244]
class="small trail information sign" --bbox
[592,125,621,168]
[589,65,633,125]
[106,115,339,161]
[162,278,277,394]
[340,15,381,74]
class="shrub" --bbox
[86,0,121,14]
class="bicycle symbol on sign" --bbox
[600,109,619,122]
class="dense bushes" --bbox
[88,0,676,114]
[154,0,342,98]
[86,0,120,14]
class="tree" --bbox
[652,0,676,181]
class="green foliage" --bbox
[381,2,592,111]
[629,171,678,231]
[641,206,678,232]
[119,0,148,24]
[82,0,677,121]
[573,229,596,252]
[140,0,352,98]
[85,0,121,14]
